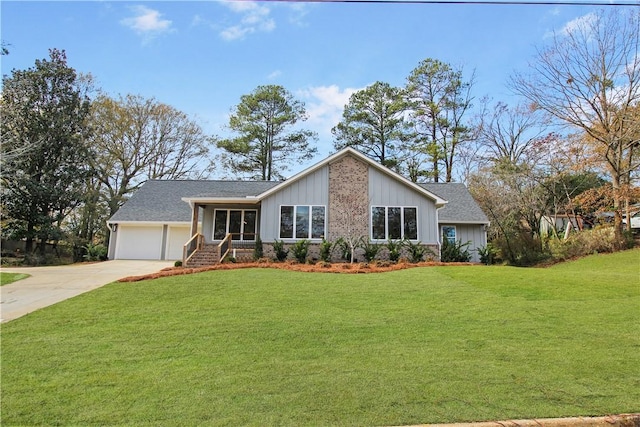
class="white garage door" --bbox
[166,226,191,261]
[115,225,163,260]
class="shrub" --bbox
[404,239,427,263]
[441,238,471,263]
[335,237,351,262]
[174,260,182,267]
[83,243,108,262]
[477,243,498,265]
[548,226,624,261]
[253,235,264,260]
[272,240,289,262]
[291,239,309,263]
[319,239,334,262]
[386,239,403,263]
[361,241,381,263]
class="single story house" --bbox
[107,147,489,265]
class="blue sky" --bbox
[1,0,628,176]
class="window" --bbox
[441,226,456,243]
[371,207,418,240]
[213,209,257,240]
[280,205,325,239]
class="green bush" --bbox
[477,243,498,265]
[441,238,471,263]
[272,240,289,262]
[319,239,333,262]
[548,226,623,261]
[291,239,309,263]
[386,240,403,263]
[361,241,381,263]
[253,235,264,260]
[174,260,182,267]
[404,240,427,263]
[83,243,108,262]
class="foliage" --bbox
[477,243,499,265]
[360,240,381,263]
[88,94,210,218]
[174,260,182,267]
[404,239,430,263]
[332,81,412,173]
[406,58,475,182]
[547,226,633,261]
[336,236,364,263]
[386,239,404,262]
[319,239,334,262]
[216,85,318,181]
[2,250,638,425]
[272,239,289,262]
[494,231,550,267]
[253,235,264,261]
[82,243,108,262]
[510,9,640,241]
[1,49,92,256]
[291,239,309,263]
[440,238,471,262]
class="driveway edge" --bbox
[397,413,640,427]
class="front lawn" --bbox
[0,272,30,286]
[1,250,639,426]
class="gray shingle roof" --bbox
[419,183,489,224]
[108,180,281,223]
[109,179,488,225]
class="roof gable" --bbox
[257,147,447,206]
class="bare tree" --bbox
[510,9,640,243]
[89,94,211,217]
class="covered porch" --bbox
[182,197,263,267]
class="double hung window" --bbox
[280,205,325,239]
[371,206,418,240]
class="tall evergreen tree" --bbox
[1,49,92,255]
[216,85,318,181]
[332,81,412,172]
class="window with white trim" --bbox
[371,206,418,240]
[213,209,257,240]
[441,225,456,243]
[280,205,325,239]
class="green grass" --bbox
[0,272,30,286]
[1,250,639,426]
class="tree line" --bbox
[1,9,638,264]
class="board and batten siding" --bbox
[260,166,329,241]
[368,167,440,244]
[440,223,487,262]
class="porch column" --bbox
[190,203,200,237]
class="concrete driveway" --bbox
[1,260,173,323]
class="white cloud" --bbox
[220,1,275,41]
[560,12,597,37]
[298,85,361,139]
[121,5,172,39]
[267,70,282,80]
[545,12,597,39]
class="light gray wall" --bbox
[369,167,439,244]
[260,166,329,241]
[440,222,487,262]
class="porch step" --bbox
[185,245,219,268]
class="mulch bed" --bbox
[118,260,478,282]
